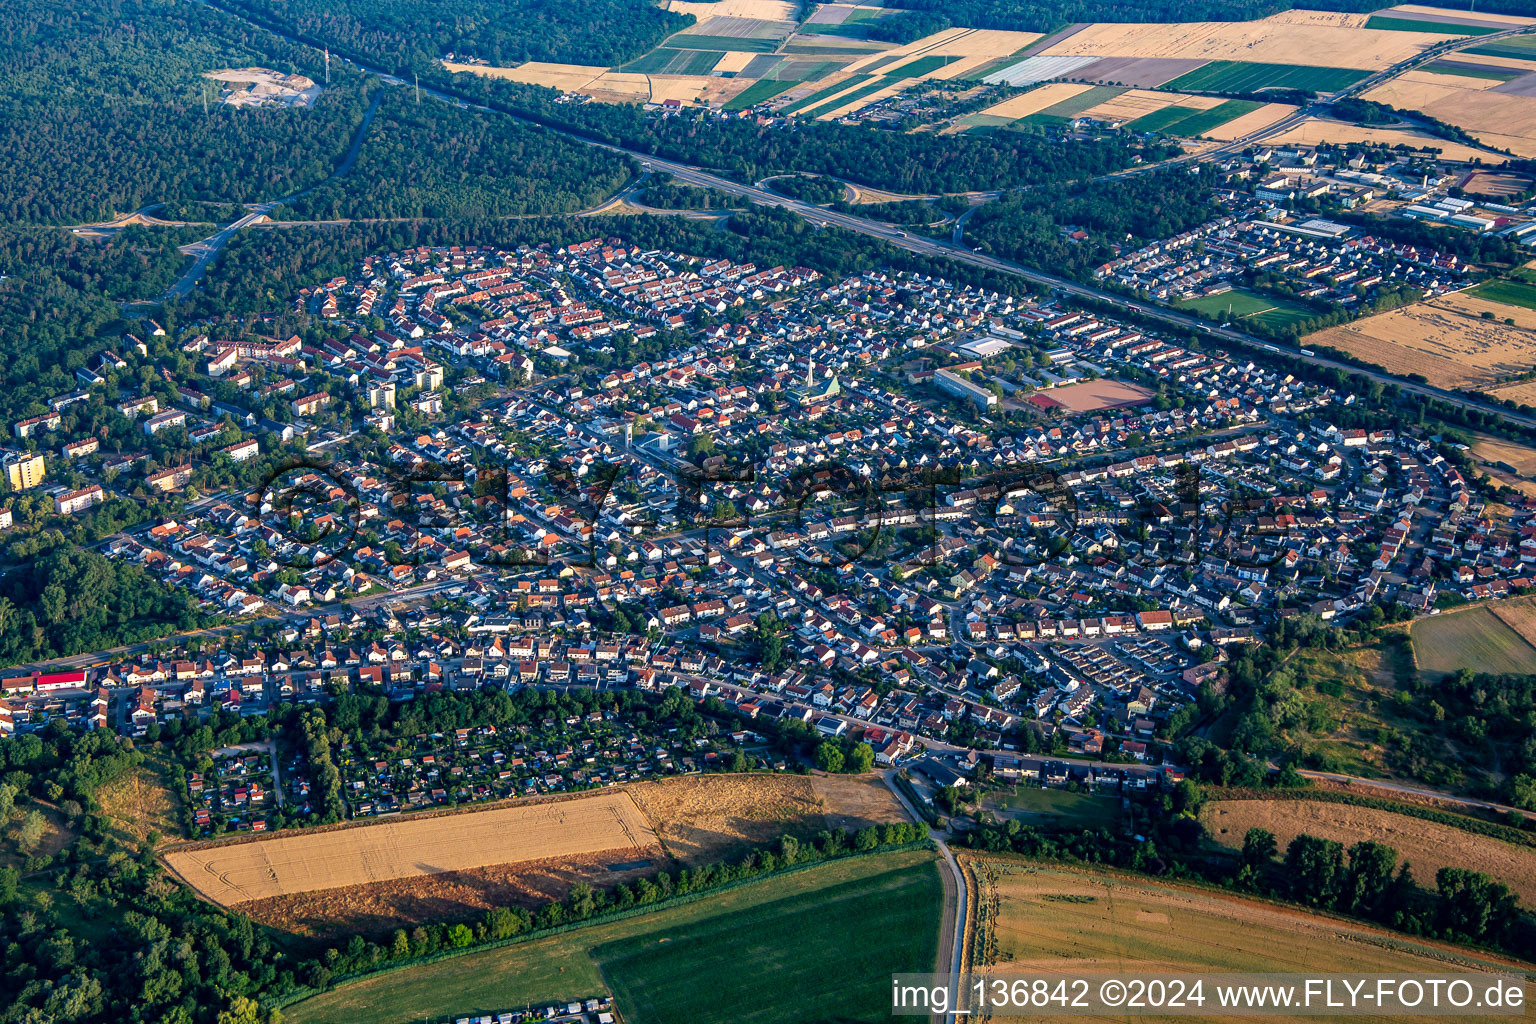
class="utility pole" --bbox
[202,79,208,113]
[415,72,420,105]
[324,47,330,85]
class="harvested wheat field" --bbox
[1490,594,1536,647]
[1040,17,1455,70]
[1388,3,1536,27]
[1201,101,1297,140]
[1364,68,1504,111]
[629,773,825,862]
[975,82,1093,120]
[1202,799,1536,906]
[1079,88,1220,122]
[1266,118,1503,162]
[973,857,1536,1003]
[1265,9,1369,28]
[647,75,712,104]
[581,72,654,103]
[1363,77,1536,157]
[711,50,759,74]
[810,772,906,828]
[664,0,796,19]
[1306,296,1536,389]
[1471,435,1536,478]
[239,852,664,945]
[165,791,659,906]
[443,61,608,92]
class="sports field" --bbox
[1164,60,1368,94]
[1177,288,1312,329]
[1411,603,1536,678]
[284,850,943,1024]
[974,858,1535,1001]
[164,791,659,905]
[1469,278,1536,312]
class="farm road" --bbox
[883,769,966,1024]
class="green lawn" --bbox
[1164,60,1367,94]
[725,78,798,109]
[283,850,943,1024]
[1411,606,1536,678]
[986,786,1120,828]
[1364,15,1498,35]
[1468,278,1536,312]
[1177,288,1312,327]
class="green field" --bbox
[956,112,1017,130]
[763,59,842,82]
[284,851,943,1024]
[1177,288,1312,328]
[885,54,962,79]
[725,78,799,109]
[662,34,782,52]
[1034,84,1125,119]
[802,78,889,118]
[1165,98,1264,136]
[1467,36,1536,61]
[984,786,1120,828]
[1164,60,1367,94]
[622,48,727,75]
[1126,104,1204,133]
[780,74,871,114]
[1468,278,1536,311]
[1411,606,1536,678]
[1424,61,1522,82]
[1364,15,1498,35]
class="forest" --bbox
[181,207,1036,323]
[0,548,212,669]
[964,167,1219,279]
[881,0,1533,34]
[428,74,1172,195]
[0,0,372,225]
[223,0,690,73]
[0,227,192,422]
[278,93,632,220]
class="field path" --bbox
[882,769,965,1024]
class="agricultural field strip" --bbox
[165,791,660,904]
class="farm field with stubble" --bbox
[971,858,1535,1023]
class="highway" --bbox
[187,1,1536,436]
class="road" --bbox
[884,768,967,1024]
[1298,768,1529,818]
[163,88,384,301]
[22,576,464,673]
[195,1,1536,434]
